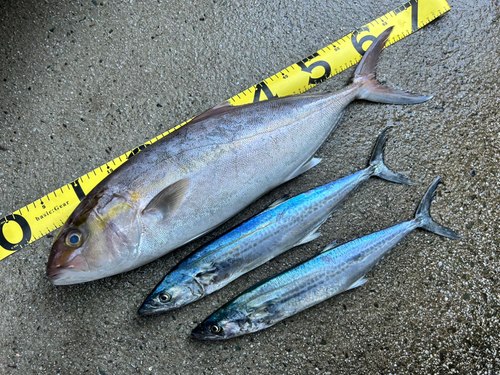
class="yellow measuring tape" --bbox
[0,0,450,261]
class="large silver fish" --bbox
[47,27,430,285]
[191,177,459,340]
[138,128,411,315]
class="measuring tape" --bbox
[0,0,450,261]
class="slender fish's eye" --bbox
[159,293,171,303]
[210,324,221,334]
[65,230,83,247]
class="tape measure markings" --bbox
[0,0,451,261]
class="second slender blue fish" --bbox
[139,128,410,315]
[191,177,459,340]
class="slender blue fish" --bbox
[139,128,411,315]
[191,177,459,340]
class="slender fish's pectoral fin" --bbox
[346,277,368,291]
[195,270,218,289]
[142,178,190,220]
[194,261,219,284]
[353,27,432,105]
[283,157,322,183]
[251,300,278,319]
[369,127,414,185]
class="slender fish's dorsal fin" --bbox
[346,277,368,291]
[267,195,290,210]
[143,178,190,219]
[321,240,339,253]
[284,157,322,183]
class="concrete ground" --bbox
[1,0,499,373]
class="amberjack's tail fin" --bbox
[353,27,432,104]
[415,177,460,239]
[368,127,413,185]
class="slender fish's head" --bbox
[191,306,254,340]
[138,273,204,315]
[46,186,142,285]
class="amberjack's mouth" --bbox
[46,254,90,285]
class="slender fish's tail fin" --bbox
[415,177,460,239]
[369,127,414,185]
[353,27,432,104]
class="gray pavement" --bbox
[1,0,499,373]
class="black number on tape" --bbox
[253,82,278,103]
[0,214,32,250]
[297,53,331,85]
[351,26,376,56]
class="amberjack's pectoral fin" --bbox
[346,277,368,291]
[284,157,322,183]
[143,178,190,220]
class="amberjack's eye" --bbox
[210,324,221,334]
[65,230,83,247]
[159,293,171,303]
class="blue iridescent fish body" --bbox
[191,177,459,340]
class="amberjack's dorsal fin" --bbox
[188,101,241,125]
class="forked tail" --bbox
[353,27,432,104]
[415,177,460,239]
[368,127,413,185]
